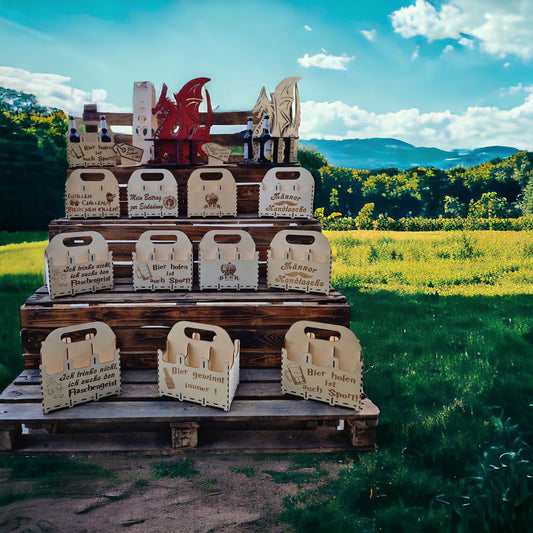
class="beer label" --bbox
[264,139,272,161]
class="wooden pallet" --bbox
[0,369,379,454]
[20,283,351,369]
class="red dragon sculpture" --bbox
[151,77,213,164]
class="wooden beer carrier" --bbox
[0,83,379,453]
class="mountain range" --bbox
[299,138,519,170]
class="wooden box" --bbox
[127,169,179,218]
[40,322,121,414]
[187,168,237,217]
[158,321,240,411]
[259,167,314,218]
[281,321,363,411]
[45,231,113,298]
[65,169,120,219]
[198,230,259,290]
[132,230,193,291]
[267,230,332,294]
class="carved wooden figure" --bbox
[127,169,179,218]
[65,169,120,219]
[132,231,193,291]
[187,168,237,217]
[158,321,240,411]
[259,167,314,218]
[45,231,114,298]
[267,230,331,294]
[199,230,259,290]
[281,320,363,411]
[133,81,158,164]
[40,322,121,414]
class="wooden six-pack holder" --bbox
[0,104,379,454]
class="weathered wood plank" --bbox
[0,398,379,424]
[0,381,282,402]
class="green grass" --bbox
[151,458,199,479]
[229,466,256,478]
[280,230,533,532]
[0,456,116,506]
[0,230,531,530]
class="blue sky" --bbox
[1,0,533,150]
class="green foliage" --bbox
[321,215,533,231]
[151,458,199,479]
[0,87,67,231]
[315,152,533,221]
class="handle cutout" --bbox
[286,234,316,245]
[304,327,341,341]
[199,172,223,181]
[63,235,93,247]
[149,234,178,244]
[212,234,242,244]
[139,172,165,181]
[184,327,216,342]
[61,328,97,344]
[80,172,106,182]
[275,171,301,180]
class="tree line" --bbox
[1,87,532,231]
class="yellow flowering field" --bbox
[326,230,533,296]
[0,241,47,277]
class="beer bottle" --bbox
[99,115,112,143]
[243,116,254,163]
[68,115,80,143]
[259,114,272,163]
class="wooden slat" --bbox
[0,398,379,424]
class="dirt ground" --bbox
[0,452,352,533]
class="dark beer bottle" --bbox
[259,114,272,163]
[243,116,254,163]
[99,115,112,143]
[68,115,80,143]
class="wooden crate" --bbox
[0,368,379,453]
[20,282,351,369]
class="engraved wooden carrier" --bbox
[40,322,120,414]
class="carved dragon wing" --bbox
[270,77,301,137]
[173,77,212,139]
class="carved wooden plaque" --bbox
[40,322,121,414]
[187,168,237,217]
[281,320,363,411]
[132,231,193,291]
[202,143,233,165]
[198,230,259,290]
[158,321,240,411]
[267,230,331,294]
[45,231,114,298]
[127,169,179,218]
[259,167,314,218]
[65,169,120,219]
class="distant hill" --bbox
[299,138,519,170]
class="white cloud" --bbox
[299,94,533,150]
[297,52,355,71]
[441,44,454,56]
[504,62,511,68]
[0,66,128,115]
[390,0,533,60]
[304,25,312,31]
[360,29,377,42]
[411,45,420,61]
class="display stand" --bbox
[0,102,379,453]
